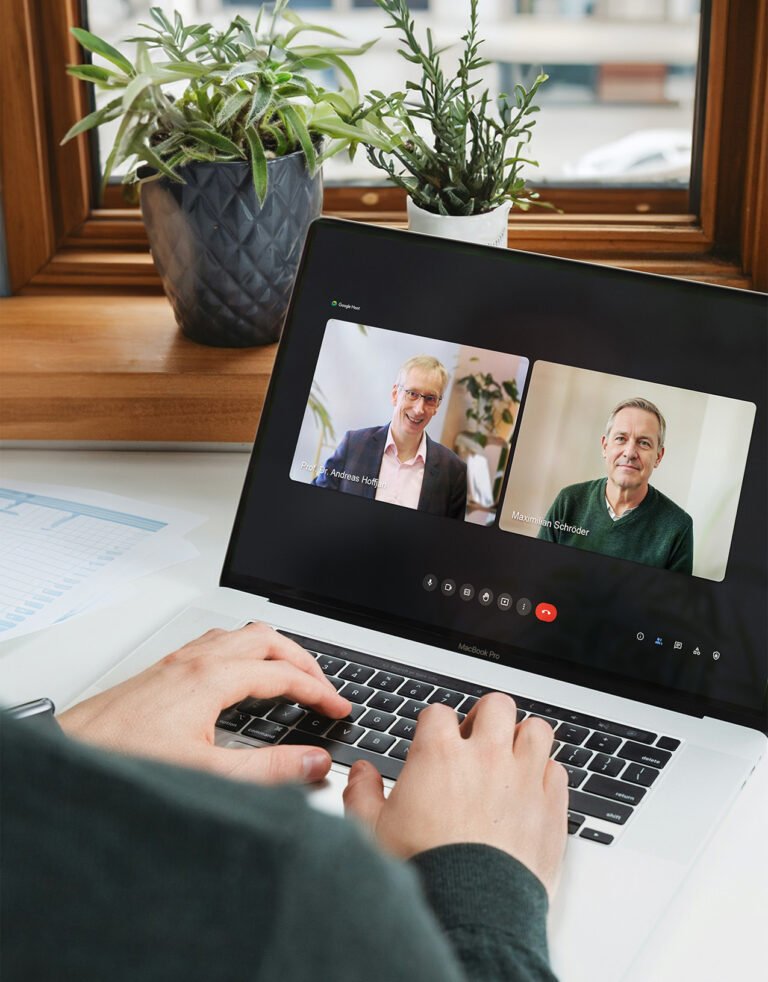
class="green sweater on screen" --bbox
[1,717,558,982]
[537,478,694,573]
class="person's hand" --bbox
[57,623,351,785]
[343,693,569,898]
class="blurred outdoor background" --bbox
[85,0,701,188]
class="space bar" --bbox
[281,730,405,781]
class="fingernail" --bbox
[302,750,329,781]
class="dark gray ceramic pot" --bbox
[140,151,322,347]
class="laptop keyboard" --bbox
[216,630,682,845]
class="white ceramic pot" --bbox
[406,197,511,248]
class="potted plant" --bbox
[455,365,520,516]
[351,0,549,247]
[63,3,389,346]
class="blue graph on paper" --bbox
[0,489,167,635]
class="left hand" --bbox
[57,623,352,785]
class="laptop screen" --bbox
[223,219,767,731]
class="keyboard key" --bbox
[516,710,526,724]
[216,709,251,732]
[241,720,288,744]
[370,671,405,692]
[656,736,681,752]
[296,714,333,736]
[369,691,404,713]
[557,709,601,729]
[390,739,411,760]
[594,720,657,745]
[339,664,375,684]
[569,789,633,825]
[583,774,647,807]
[457,695,479,714]
[316,654,346,675]
[567,812,586,834]
[280,730,405,781]
[329,677,346,691]
[618,741,672,769]
[360,710,397,732]
[580,828,614,845]
[555,723,590,746]
[342,704,366,723]
[556,744,592,768]
[526,700,568,719]
[588,753,625,777]
[585,732,622,755]
[428,688,464,709]
[398,680,435,701]
[549,741,562,757]
[266,704,305,726]
[327,722,365,745]
[359,731,396,754]
[622,763,660,787]
[391,718,418,740]
[529,715,558,730]
[561,764,588,788]
[398,699,429,720]
[338,682,375,704]
[236,697,275,717]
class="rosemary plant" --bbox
[62,2,390,202]
[356,0,548,216]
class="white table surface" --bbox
[1,448,765,981]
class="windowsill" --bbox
[0,250,750,444]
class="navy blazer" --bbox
[312,424,467,519]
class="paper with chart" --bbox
[0,482,205,642]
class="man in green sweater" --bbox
[538,397,694,573]
[2,623,567,982]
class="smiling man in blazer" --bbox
[312,355,468,520]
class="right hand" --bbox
[343,692,569,898]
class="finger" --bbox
[544,758,570,798]
[412,702,461,750]
[343,759,385,827]
[197,623,329,686]
[203,743,333,785]
[460,692,517,745]
[204,658,351,720]
[513,716,556,773]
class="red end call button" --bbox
[535,603,558,622]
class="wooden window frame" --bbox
[1,0,765,443]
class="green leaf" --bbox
[215,90,251,128]
[284,21,347,44]
[186,127,244,156]
[281,105,315,172]
[66,64,118,83]
[60,97,122,143]
[70,27,134,75]
[223,61,262,85]
[246,126,268,205]
[246,81,273,127]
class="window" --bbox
[2,0,766,294]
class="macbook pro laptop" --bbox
[77,218,767,982]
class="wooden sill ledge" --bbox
[1,295,276,442]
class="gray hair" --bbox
[605,397,666,448]
[396,355,450,397]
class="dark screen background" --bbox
[224,220,768,730]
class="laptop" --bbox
[76,218,767,982]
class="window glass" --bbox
[85,0,701,188]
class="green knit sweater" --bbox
[537,478,694,573]
[1,717,558,982]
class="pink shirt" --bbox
[375,426,427,509]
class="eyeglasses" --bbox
[397,385,442,408]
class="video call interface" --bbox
[227,223,768,721]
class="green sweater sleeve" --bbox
[2,719,557,982]
[412,844,558,982]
